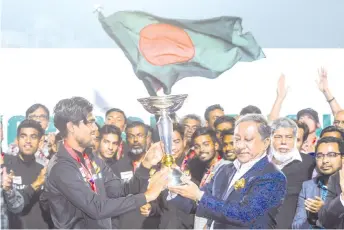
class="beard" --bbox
[130,147,145,155]
[271,145,299,164]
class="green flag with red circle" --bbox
[98,10,265,96]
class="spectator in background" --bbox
[213,116,236,141]
[270,117,315,229]
[105,108,128,160]
[239,105,262,116]
[293,137,343,229]
[320,125,344,140]
[8,103,52,166]
[204,104,224,130]
[295,121,310,153]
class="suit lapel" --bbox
[219,164,236,199]
[224,156,269,199]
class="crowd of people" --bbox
[1,68,344,229]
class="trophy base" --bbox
[168,168,184,186]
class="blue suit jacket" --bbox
[171,156,287,229]
[292,178,322,229]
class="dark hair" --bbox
[55,132,63,144]
[26,103,50,119]
[315,136,344,154]
[17,119,45,138]
[214,116,236,129]
[99,124,122,142]
[204,104,224,122]
[53,97,93,138]
[221,128,234,139]
[320,125,344,139]
[191,127,220,148]
[181,114,202,124]
[125,121,148,135]
[240,105,262,116]
[294,120,310,143]
[297,108,319,124]
[105,108,127,124]
[173,123,184,140]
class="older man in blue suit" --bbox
[169,114,287,229]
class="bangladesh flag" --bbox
[98,10,265,96]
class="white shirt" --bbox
[209,153,267,229]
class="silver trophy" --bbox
[138,94,188,186]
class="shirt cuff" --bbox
[197,191,205,203]
[340,193,344,207]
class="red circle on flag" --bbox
[139,23,195,66]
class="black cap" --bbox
[297,108,319,124]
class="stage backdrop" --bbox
[0,48,343,150]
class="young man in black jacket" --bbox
[44,97,168,229]
[4,119,52,229]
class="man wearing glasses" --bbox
[269,117,315,229]
[293,136,343,228]
[7,104,52,165]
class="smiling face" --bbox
[315,142,342,175]
[99,133,120,159]
[193,134,218,162]
[234,121,270,164]
[222,134,236,161]
[17,128,41,155]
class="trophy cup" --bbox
[138,94,188,186]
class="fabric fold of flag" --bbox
[98,10,265,96]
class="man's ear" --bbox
[263,137,271,151]
[214,142,219,152]
[66,122,75,134]
[38,136,45,150]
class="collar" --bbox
[233,152,266,171]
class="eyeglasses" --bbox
[127,134,146,140]
[80,119,96,128]
[334,120,344,126]
[28,115,48,121]
[315,152,342,159]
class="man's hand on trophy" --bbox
[144,167,170,203]
[142,142,165,169]
[168,177,203,202]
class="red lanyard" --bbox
[180,150,196,171]
[116,141,124,160]
[200,156,221,188]
[64,142,97,193]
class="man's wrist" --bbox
[31,182,40,191]
[141,160,152,169]
[195,190,204,203]
[144,191,153,203]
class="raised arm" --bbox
[316,67,341,116]
[268,74,288,121]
